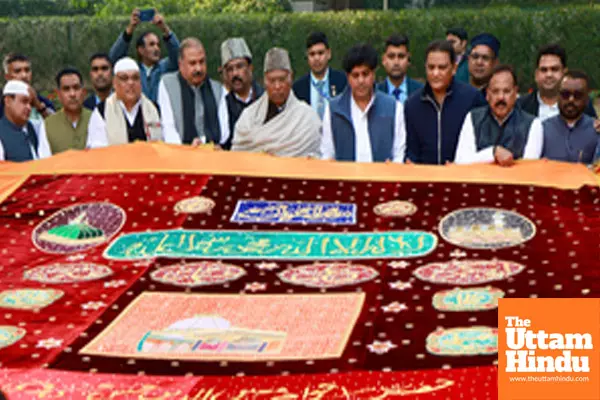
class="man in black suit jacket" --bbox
[376,34,424,104]
[83,53,113,111]
[292,32,347,119]
[517,43,597,120]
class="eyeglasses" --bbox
[559,89,586,100]
[91,65,110,72]
[117,73,141,83]
[469,53,494,62]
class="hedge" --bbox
[1,6,599,91]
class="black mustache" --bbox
[231,76,243,84]
[495,101,507,107]
[192,71,204,77]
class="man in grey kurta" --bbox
[542,70,600,164]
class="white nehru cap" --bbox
[114,57,139,74]
[2,80,29,97]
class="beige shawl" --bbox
[104,93,162,145]
[232,91,321,157]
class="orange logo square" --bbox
[498,298,600,400]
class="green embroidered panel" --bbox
[104,230,438,260]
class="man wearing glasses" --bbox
[542,71,600,164]
[517,44,597,121]
[218,38,263,150]
[86,57,164,148]
[468,33,500,96]
[83,53,113,111]
[454,65,543,166]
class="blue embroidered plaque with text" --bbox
[231,200,356,225]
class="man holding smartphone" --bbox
[109,8,180,103]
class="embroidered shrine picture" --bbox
[439,207,536,249]
[80,292,365,361]
[32,202,126,254]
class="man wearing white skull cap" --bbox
[0,80,52,161]
[87,57,167,148]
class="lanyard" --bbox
[311,78,331,101]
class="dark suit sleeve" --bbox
[404,103,420,163]
[292,76,310,104]
[585,98,598,118]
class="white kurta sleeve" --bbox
[218,92,230,146]
[35,121,52,158]
[392,101,406,163]
[158,80,181,145]
[320,104,335,160]
[454,112,495,164]
[522,118,543,160]
[86,108,109,148]
[0,141,5,161]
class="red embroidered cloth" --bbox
[0,153,598,398]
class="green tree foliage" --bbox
[93,0,292,16]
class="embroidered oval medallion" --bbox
[413,259,525,285]
[174,196,215,214]
[32,202,126,254]
[426,326,498,356]
[277,263,378,288]
[373,200,417,217]
[0,289,64,310]
[439,207,535,249]
[24,263,113,284]
[150,262,246,287]
[432,287,504,311]
[0,326,26,349]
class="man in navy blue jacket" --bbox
[405,40,486,165]
[292,32,347,119]
[376,34,423,104]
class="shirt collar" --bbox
[386,76,407,92]
[310,68,330,85]
[560,114,584,129]
[536,91,557,107]
[234,87,254,104]
[118,99,142,116]
[351,92,375,116]
[492,108,515,126]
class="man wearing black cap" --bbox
[468,33,500,96]
[446,28,469,83]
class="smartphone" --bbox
[139,8,155,22]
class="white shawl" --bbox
[104,93,162,145]
[232,91,321,157]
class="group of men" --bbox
[1,8,599,167]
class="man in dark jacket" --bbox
[517,43,597,121]
[405,40,486,165]
[376,34,423,104]
[292,32,347,119]
[446,27,469,83]
[109,8,180,102]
